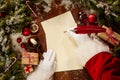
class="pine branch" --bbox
[0,0,10,10]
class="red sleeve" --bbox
[85,52,120,80]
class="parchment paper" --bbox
[41,11,83,72]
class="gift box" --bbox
[24,65,33,74]
[22,52,39,65]
[97,25,120,46]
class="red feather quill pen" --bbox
[74,25,106,34]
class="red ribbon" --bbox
[25,65,32,73]
[105,27,118,45]
[27,54,32,64]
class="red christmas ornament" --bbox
[22,27,31,36]
[17,37,22,43]
[88,14,97,23]
[21,43,26,48]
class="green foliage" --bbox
[0,0,10,11]
[0,0,31,32]
[8,61,25,80]
[0,0,32,79]
[78,0,120,34]
[0,51,25,80]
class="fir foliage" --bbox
[0,0,31,79]
[78,0,120,34]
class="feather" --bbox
[74,25,106,34]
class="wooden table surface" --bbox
[28,0,91,80]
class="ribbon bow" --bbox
[24,65,33,74]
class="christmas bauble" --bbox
[30,24,39,33]
[21,43,26,48]
[88,14,97,23]
[17,37,22,43]
[22,27,31,36]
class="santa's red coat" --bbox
[85,52,120,80]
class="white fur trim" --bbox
[75,38,110,66]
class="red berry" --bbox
[22,27,31,36]
[17,37,22,43]
[21,43,26,48]
[88,14,97,23]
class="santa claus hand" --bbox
[66,27,90,45]
[27,49,56,80]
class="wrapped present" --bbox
[97,25,120,46]
[22,52,39,65]
[24,65,33,74]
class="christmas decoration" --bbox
[22,52,39,65]
[21,43,26,48]
[29,36,39,46]
[17,37,22,43]
[4,57,17,72]
[30,24,39,33]
[30,38,38,46]
[24,65,33,74]
[88,14,97,23]
[0,0,32,79]
[22,27,31,36]
[25,0,47,53]
[25,36,40,53]
[97,25,120,46]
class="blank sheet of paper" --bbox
[41,11,83,72]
